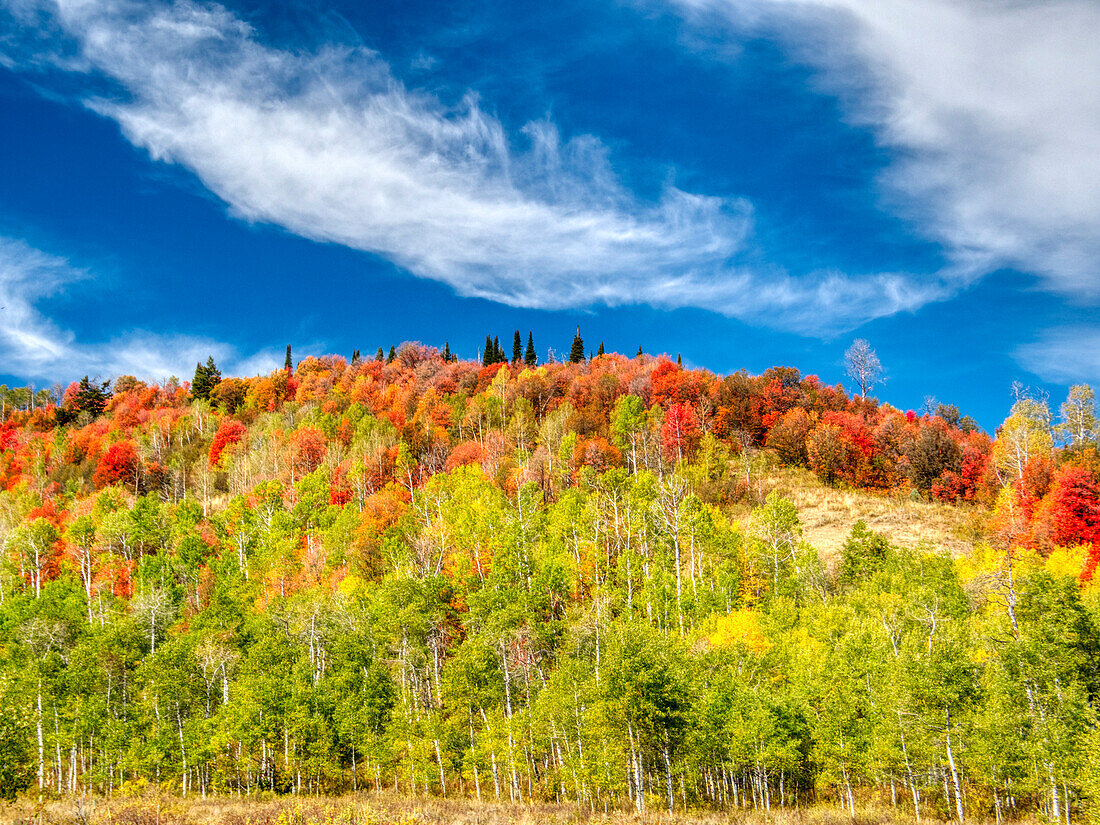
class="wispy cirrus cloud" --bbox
[1015,327,1100,386]
[0,236,280,383]
[0,0,954,334]
[666,0,1100,300]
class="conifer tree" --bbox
[73,376,111,416]
[637,345,643,357]
[284,344,292,371]
[569,327,585,364]
[676,353,682,366]
[492,336,502,364]
[442,341,452,362]
[387,345,396,363]
[376,347,384,362]
[191,357,221,401]
[597,342,605,357]
[351,349,360,364]
[512,330,523,363]
[483,335,493,366]
[525,331,537,367]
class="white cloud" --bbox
[0,0,954,333]
[668,0,1100,298]
[0,236,280,384]
[1015,327,1100,386]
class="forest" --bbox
[1,338,1099,822]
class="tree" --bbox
[93,441,140,490]
[191,356,221,401]
[209,419,247,467]
[376,347,385,362]
[387,345,397,363]
[907,422,962,494]
[72,375,112,416]
[483,335,494,367]
[844,339,883,399]
[1058,384,1097,448]
[512,331,522,364]
[442,341,452,362]
[838,520,892,586]
[285,344,293,371]
[524,332,536,367]
[0,676,33,801]
[993,396,1052,484]
[661,403,699,465]
[569,327,585,364]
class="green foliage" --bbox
[73,375,112,416]
[838,520,892,586]
[191,356,221,401]
[0,675,33,802]
[0,344,1094,818]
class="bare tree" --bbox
[845,339,883,399]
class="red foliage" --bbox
[652,361,707,407]
[209,419,247,466]
[93,441,139,489]
[661,403,700,464]
[329,462,353,506]
[571,437,622,476]
[291,427,327,476]
[445,441,486,473]
[1046,466,1100,548]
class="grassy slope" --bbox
[752,467,983,567]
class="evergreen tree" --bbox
[676,353,682,366]
[351,349,360,364]
[442,341,452,362]
[483,335,494,366]
[376,347,385,362]
[191,357,221,401]
[512,330,523,363]
[387,345,397,363]
[492,336,502,364]
[637,345,643,357]
[284,344,292,371]
[73,375,111,416]
[569,327,585,364]
[597,342,605,357]
[525,331,537,367]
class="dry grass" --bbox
[0,794,1023,825]
[751,467,986,568]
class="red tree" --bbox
[93,441,139,489]
[209,419,247,466]
[661,403,700,465]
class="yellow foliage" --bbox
[956,541,1041,584]
[709,609,771,654]
[1046,544,1089,580]
[337,573,364,597]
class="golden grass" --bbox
[752,467,985,567]
[0,794,1026,825]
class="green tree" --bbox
[0,675,33,802]
[191,357,221,401]
[524,332,536,367]
[73,375,112,416]
[569,328,585,364]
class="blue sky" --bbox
[1,0,1098,429]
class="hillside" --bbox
[0,343,1098,821]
